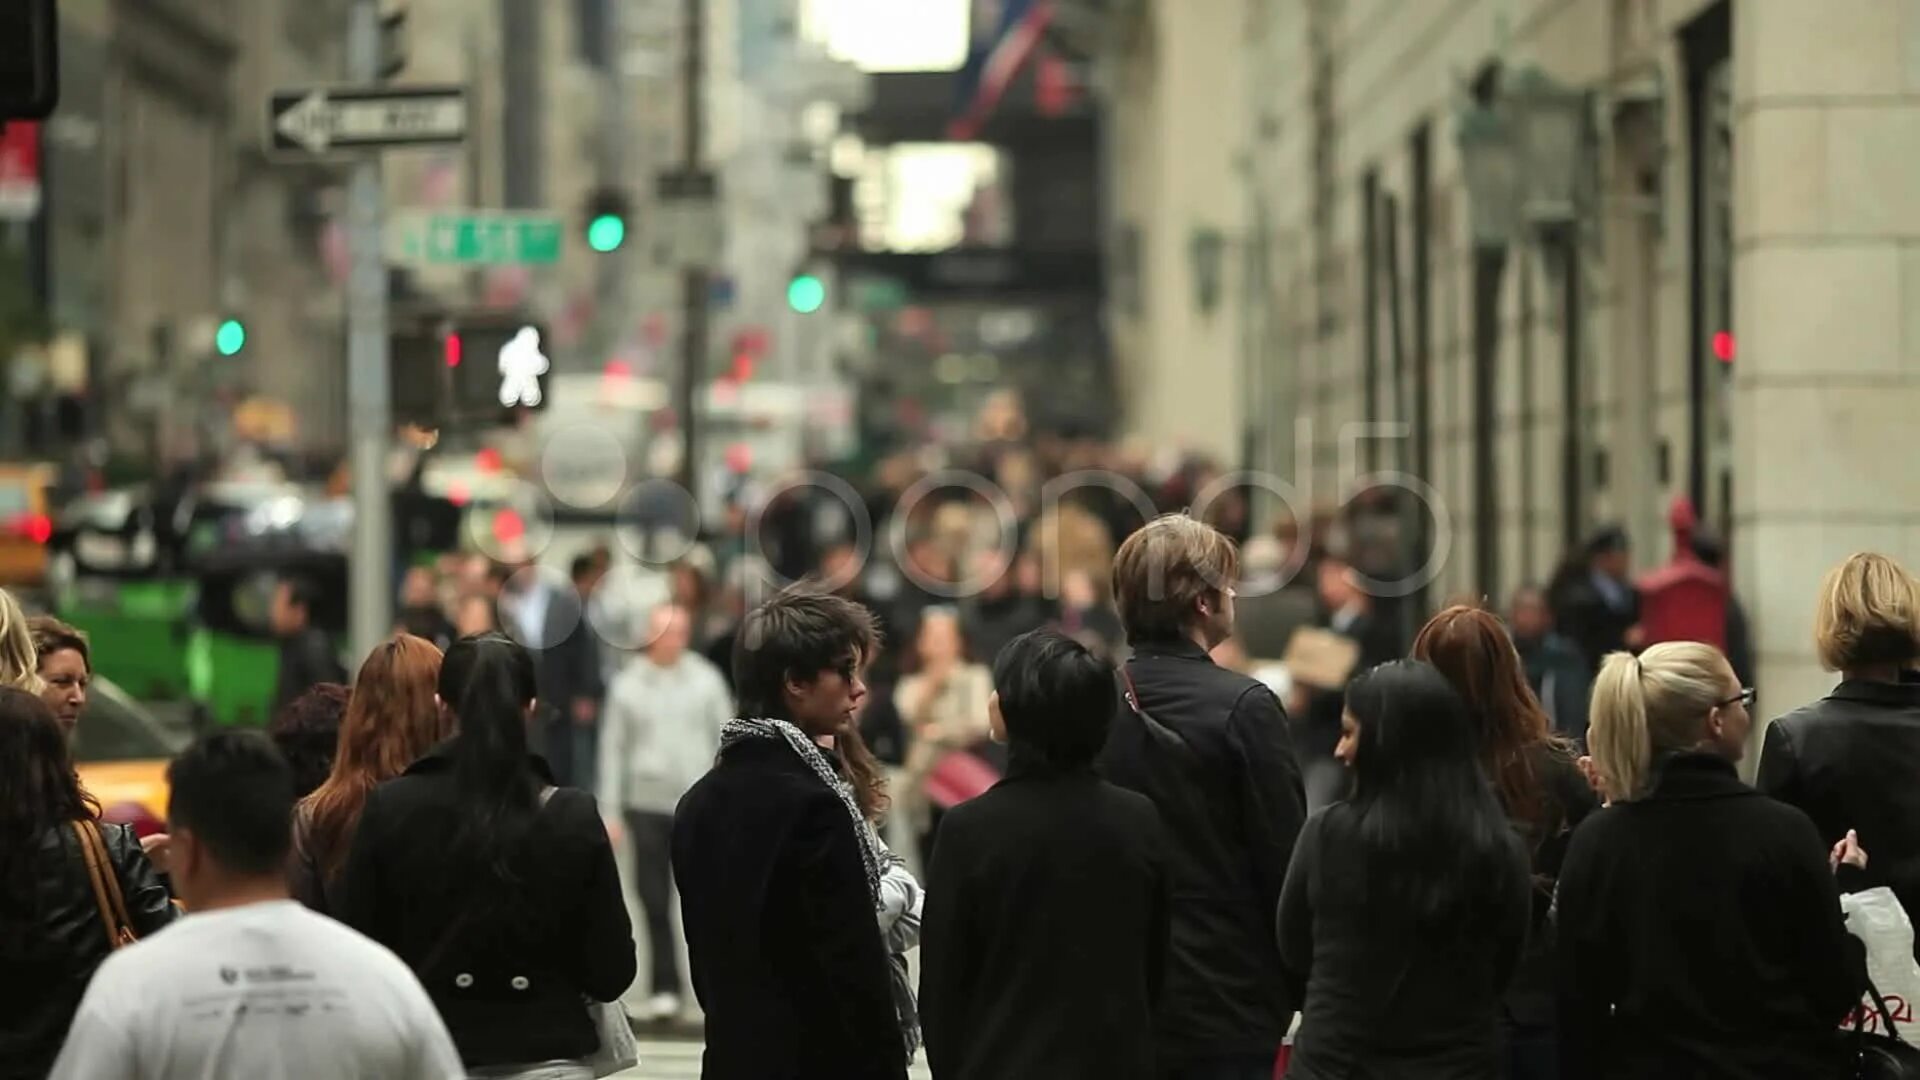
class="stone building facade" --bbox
[1095,0,1920,721]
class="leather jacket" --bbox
[0,821,179,1079]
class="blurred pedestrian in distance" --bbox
[0,587,44,694]
[0,688,177,1077]
[1278,661,1532,1080]
[268,682,350,800]
[1411,606,1598,1077]
[28,615,92,741]
[1098,513,1306,1080]
[1548,526,1644,674]
[1689,528,1755,685]
[291,635,446,914]
[454,593,497,638]
[1507,586,1593,743]
[1231,534,1317,663]
[1759,552,1920,941]
[536,554,609,789]
[894,607,994,861]
[270,574,346,714]
[395,565,454,651]
[921,630,1170,1080]
[672,587,905,1080]
[598,603,731,1023]
[1298,557,1398,811]
[337,634,635,1076]
[50,732,461,1080]
[1556,642,1865,1080]
[961,550,1048,666]
[1056,567,1125,659]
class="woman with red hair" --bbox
[1412,605,1598,1080]
[292,633,448,914]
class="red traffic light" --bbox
[444,332,463,368]
[1713,331,1735,363]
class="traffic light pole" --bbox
[676,0,707,498]
[345,0,394,665]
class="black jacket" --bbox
[1277,804,1532,1080]
[274,626,346,714]
[0,822,178,1080]
[335,747,636,1069]
[1501,743,1600,1027]
[920,754,1171,1080]
[1550,571,1639,674]
[1555,752,1863,1080]
[1758,677,1920,927]
[1097,636,1307,1063]
[672,737,905,1080]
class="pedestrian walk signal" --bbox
[390,314,550,429]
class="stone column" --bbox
[1736,2,1920,728]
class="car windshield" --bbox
[0,485,29,517]
[71,677,189,763]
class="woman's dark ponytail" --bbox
[440,633,539,886]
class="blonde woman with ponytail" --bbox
[1555,641,1867,1078]
[0,587,43,695]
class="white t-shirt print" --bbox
[50,900,463,1080]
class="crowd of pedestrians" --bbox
[5,451,1920,1079]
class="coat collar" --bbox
[1827,676,1920,710]
[1641,750,1754,803]
[1126,636,1214,664]
[1003,746,1095,783]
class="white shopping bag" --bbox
[1840,887,1920,1035]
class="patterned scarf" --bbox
[719,717,887,908]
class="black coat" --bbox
[920,755,1171,1080]
[1277,803,1532,1080]
[1555,752,1863,1080]
[0,822,178,1080]
[335,748,636,1069]
[1550,571,1640,674]
[672,737,905,1080]
[1758,677,1920,928]
[274,626,346,714]
[1097,636,1307,1063]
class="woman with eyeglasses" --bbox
[1556,642,1866,1080]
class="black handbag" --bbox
[1853,977,1920,1079]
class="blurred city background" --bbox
[0,0,1913,844]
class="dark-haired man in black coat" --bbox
[673,588,904,1080]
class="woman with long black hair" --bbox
[1276,660,1532,1080]
[337,633,635,1080]
[0,687,177,1079]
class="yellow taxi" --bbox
[72,675,186,837]
[0,462,56,588]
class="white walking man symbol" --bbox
[497,326,549,408]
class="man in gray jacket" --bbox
[599,603,733,1022]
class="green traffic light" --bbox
[587,214,627,253]
[787,274,826,314]
[215,319,246,357]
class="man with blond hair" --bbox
[1099,513,1306,1080]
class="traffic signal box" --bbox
[391,312,550,430]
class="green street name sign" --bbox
[387,210,564,266]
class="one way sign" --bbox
[267,84,467,159]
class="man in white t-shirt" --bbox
[50,732,463,1080]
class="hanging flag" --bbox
[950,0,1055,140]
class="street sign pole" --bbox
[345,0,392,666]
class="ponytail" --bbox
[1589,652,1652,801]
[1588,642,1730,801]
[440,633,540,886]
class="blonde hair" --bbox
[1814,553,1920,672]
[0,589,44,695]
[1111,513,1238,641]
[1587,642,1729,801]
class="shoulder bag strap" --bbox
[71,821,135,949]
